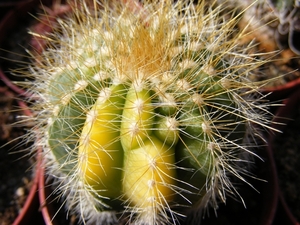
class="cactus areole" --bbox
[29,0,271,224]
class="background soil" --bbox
[0,88,34,225]
[273,96,300,222]
[0,1,41,224]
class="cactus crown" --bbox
[28,0,272,224]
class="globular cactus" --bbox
[28,0,272,224]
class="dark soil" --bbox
[0,88,34,225]
[273,98,300,222]
[0,2,45,224]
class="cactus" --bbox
[28,0,273,224]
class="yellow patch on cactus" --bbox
[121,85,155,151]
[123,137,176,211]
[78,84,126,198]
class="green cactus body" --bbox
[178,106,214,175]
[29,0,273,224]
[47,69,99,173]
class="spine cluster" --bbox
[29,0,271,224]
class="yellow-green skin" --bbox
[120,85,177,209]
[120,86,154,151]
[123,137,176,209]
[78,84,127,199]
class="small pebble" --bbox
[15,187,25,197]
